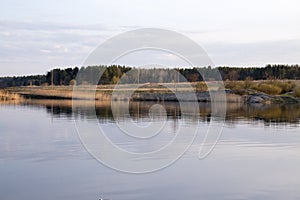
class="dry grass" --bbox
[195,82,208,92]
[293,85,300,97]
[226,93,243,103]
[251,83,282,95]
[0,90,23,100]
[225,80,298,96]
[3,80,300,102]
[0,89,24,103]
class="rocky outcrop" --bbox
[132,91,241,102]
[246,93,300,104]
[246,93,272,104]
[134,92,300,104]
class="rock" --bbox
[246,93,272,104]
[246,93,300,104]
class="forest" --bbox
[1,64,300,88]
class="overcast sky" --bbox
[1,0,300,76]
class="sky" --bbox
[1,0,300,76]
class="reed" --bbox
[0,89,24,103]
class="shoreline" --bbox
[1,82,300,104]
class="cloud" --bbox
[1,20,300,76]
[0,20,130,76]
[0,20,109,31]
[205,39,300,66]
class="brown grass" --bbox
[4,80,300,102]
[293,85,300,97]
[251,83,282,95]
[225,80,298,96]
[0,89,24,104]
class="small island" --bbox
[1,64,300,104]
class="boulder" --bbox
[246,93,272,104]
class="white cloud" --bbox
[0,20,128,76]
[1,0,300,75]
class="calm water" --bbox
[1,100,300,200]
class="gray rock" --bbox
[246,93,272,104]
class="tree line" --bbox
[1,64,300,88]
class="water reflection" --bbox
[14,100,300,125]
[1,100,300,200]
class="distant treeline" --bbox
[1,64,300,88]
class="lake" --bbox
[1,100,300,200]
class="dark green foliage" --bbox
[46,67,79,85]
[0,64,300,88]
[218,64,300,80]
[0,75,46,87]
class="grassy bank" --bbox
[224,80,300,96]
[2,80,300,103]
[3,83,228,102]
[4,83,209,100]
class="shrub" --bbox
[244,77,254,89]
[267,80,295,94]
[293,85,300,97]
[195,82,208,91]
[111,76,119,84]
[69,79,76,86]
[252,83,282,95]
[225,81,245,91]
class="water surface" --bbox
[1,100,300,200]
